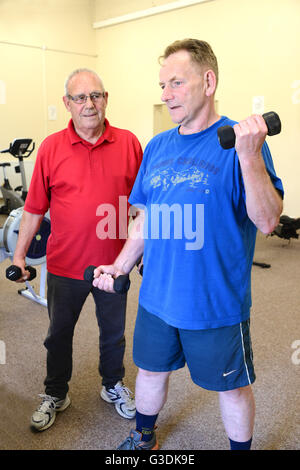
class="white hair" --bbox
[64,68,105,95]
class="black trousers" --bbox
[43,272,127,398]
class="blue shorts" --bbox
[133,305,255,392]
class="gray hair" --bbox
[64,68,105,95]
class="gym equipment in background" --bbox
[271,215,300,242]
[0,138,35,214]
[1,206,50,307]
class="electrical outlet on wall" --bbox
[252,96,264,114]
[48,105,57,121]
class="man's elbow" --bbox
[258,202,283,235]
[259,216,280,235]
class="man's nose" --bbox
[161,85,173,102]
[85,95,96,106]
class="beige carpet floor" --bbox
[0,228,299,451]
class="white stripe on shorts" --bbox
[240,321,251,385]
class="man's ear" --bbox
[62,95,71,111]
[104,91,109,106]
[204,70,217,97]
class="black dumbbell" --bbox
[217,111,281,149]
[136,256,143,276]
[6,264,37,281]
[83,265,130,294]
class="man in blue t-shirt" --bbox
[93,39,283,450]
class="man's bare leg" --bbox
[135,368,171,415]
[219,385,255,447]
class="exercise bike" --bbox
[0,139,50,307]
[0,138,35,214]
[0,206,51,307]
[270,215,300,242]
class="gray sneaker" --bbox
[117,429,159,450]
[31,394,71,431]
[101,381,136,419]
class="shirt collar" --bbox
[68,118,115,146]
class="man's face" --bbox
[159,50,207,130]
[63,72,108,135]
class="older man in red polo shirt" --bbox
[13,68,143,431]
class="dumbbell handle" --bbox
[83,265,130,295]
[136,256,144,276]
[6,264,37,282]
[217,111,281,149]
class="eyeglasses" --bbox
[67,92,105,104]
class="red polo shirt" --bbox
[24,119,143,279]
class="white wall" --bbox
[94,0,300,217]
[0,0,97,179]
[0,0,299,216]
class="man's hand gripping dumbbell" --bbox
[84,265,131,295]
[6,264,37,283]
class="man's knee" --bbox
[219,384,253,403]
[138,368,171,378]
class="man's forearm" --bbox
[240,156,283,234]
[114,210,145,274]
[13,210,44,263]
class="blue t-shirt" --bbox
[129,116,284,329]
